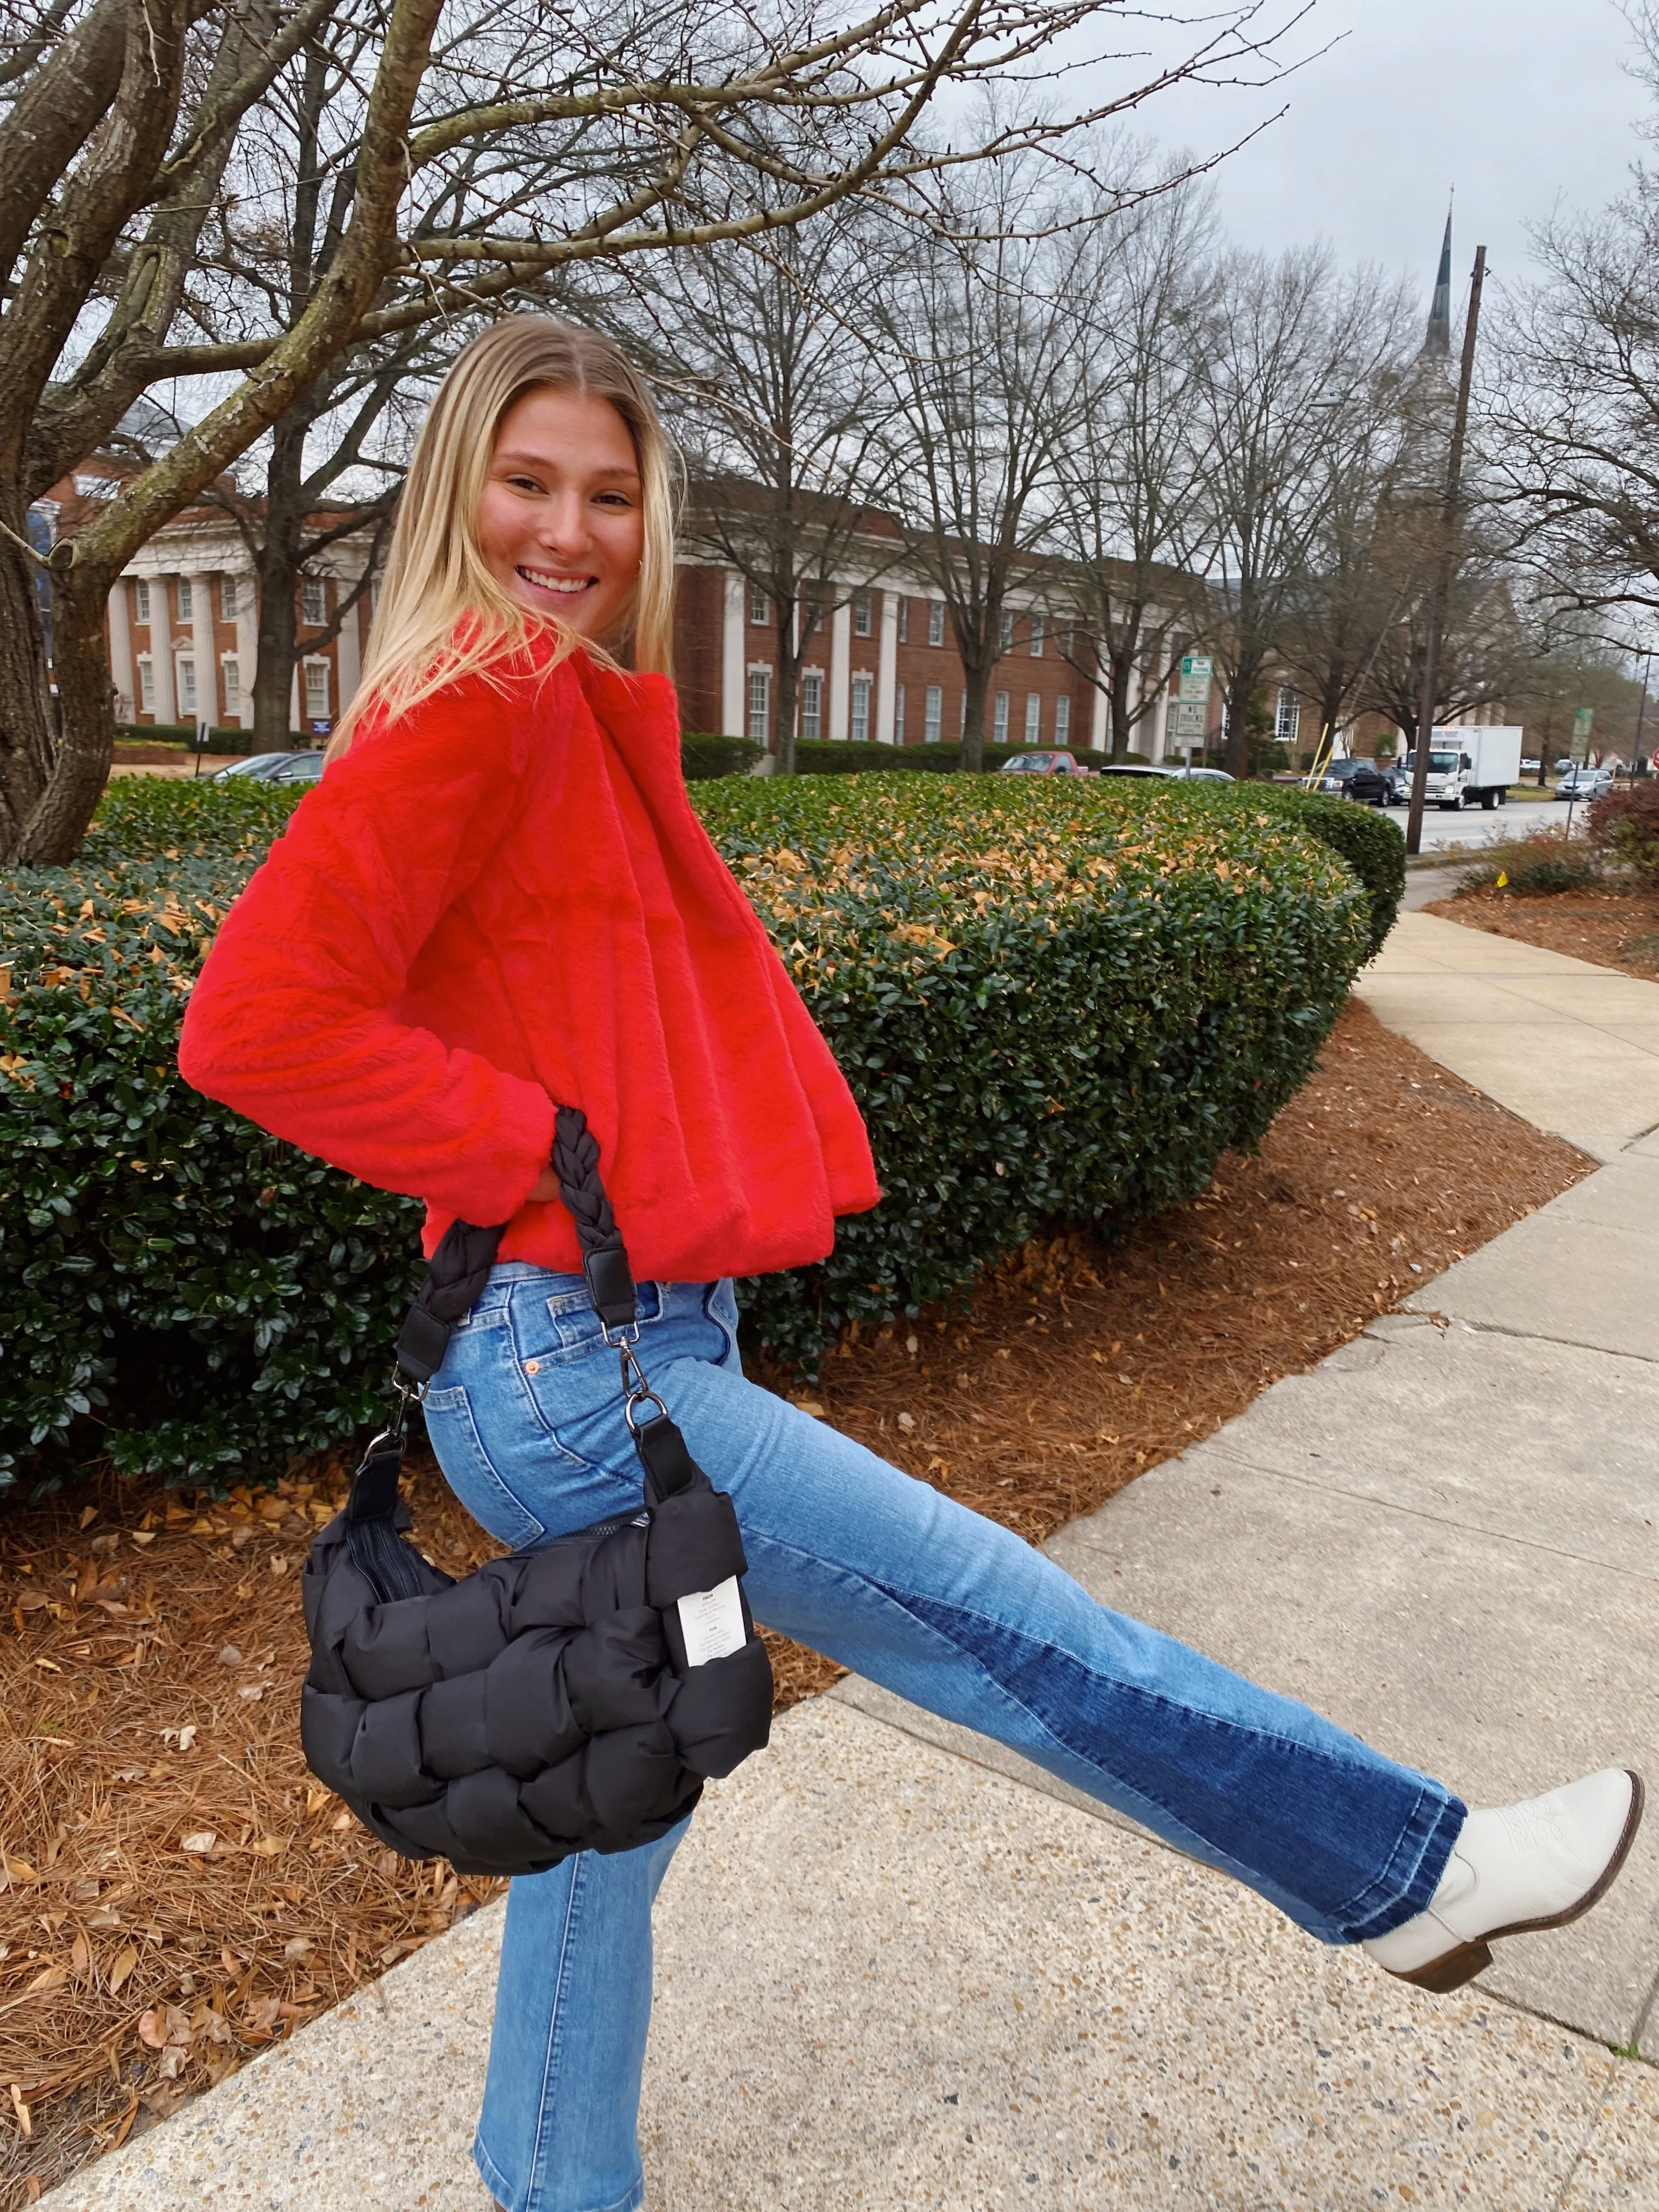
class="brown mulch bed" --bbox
[1425,884,1659,979]
[0,1000,1589,2204]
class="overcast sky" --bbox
[1120,0,1648,304]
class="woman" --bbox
[179,318,1641,2212]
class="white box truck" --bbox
[1404,725,1523,811]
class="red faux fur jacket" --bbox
[178,639,881,1280]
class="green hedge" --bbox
[0,774,1369,1488]
[114,723,281,755]
[1209,785,1404,957]
[793,738,1116,775]
[681,733,764,780]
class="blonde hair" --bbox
[330,318,680,757]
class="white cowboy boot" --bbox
[1364,1769,1644,1992]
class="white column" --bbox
[335,582,362,714]
[150,578,176,723]
[876,591,899,743]
[106,580,134,721]
[720,572,746,736]
[827,600,852,742]
[190,572,216,726]
[289,665,302,733]
[1090,679,1109,752]
[234,573,258,727]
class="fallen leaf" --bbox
[137,2009,166,2051]
[217,1646,242,1667]
[1,1857,37,1886]
[179,1831,216,1855]
[237,1684,264,1702]
[268,1553,291,1578]
[282,1937,314,1960]
[107,1944,138,1993]
[70,1932,89,1973]
[129,1531,157,1548]
[9,2083,30,2137]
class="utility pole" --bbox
[1406,245,1487,857]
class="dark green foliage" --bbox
[793,738,1111,776]
[1,771,1368,1485]
[690,774,1370,1367]
[1458,826,1601,897]
[681,733,764,780]
[114,724,274,755]
[1212,785,1404,956]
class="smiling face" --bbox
[475,384,646,640]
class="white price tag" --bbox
[677,1578,747,1667]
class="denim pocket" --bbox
[516,1278,665,1368]
[701,1278,742,1371]
[422,1381,548,1549]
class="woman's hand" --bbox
[526,1165,562,1205]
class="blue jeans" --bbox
[425,1268,1463,2212]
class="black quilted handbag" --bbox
[300,1107,774,1877]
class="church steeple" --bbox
[1423,203,1453,356]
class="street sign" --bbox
[1571,706,1593,764]
[1178,654,1212,704]
[1172,701,1207,740]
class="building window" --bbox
[747,668,771,744]
[1025,693,1041,744]
[177,578,193,621]
[134,579,150,624]
[1054,696,1071,746]
[304,659,330,721]
[993,691,1010,743]
[1275,687,1301,746]
[928,601,946,647]
[897,598,908,644]
[924,685,944,743]
[1030,614,1044,658]
[301,577,326,626]
[137,657,155,712]
[850,673,872,744]
[749,583,769,625]
[178,658,197,716]
[852,592,872,638]
[219,574,238,621]
[894,684,906,742]
[998,610,1014,652]
[222,658,240,713]
[800,669,823,743]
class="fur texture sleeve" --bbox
[178,675,557,1224]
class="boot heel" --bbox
[1400,1939,1493,1994]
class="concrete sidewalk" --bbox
[42,908,1659,2209]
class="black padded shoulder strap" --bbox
[393,1104,636,1386]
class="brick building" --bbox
[38,479,1203,753]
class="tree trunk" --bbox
[772,601,798,776]
[16,556,118,864]
[960,656,990,772]
[1223,669,1253,780]
[1108,647,1135,760]
[0,528,57,860]
[252,418,307,750]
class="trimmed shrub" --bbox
[0,772,1368,1486]
[793,738,1115,776]
[1457,826,1601,898]
[1201,785,1404,957]
[681,733,764,780]
[113,724,275,756]
[1587,783,1659,882]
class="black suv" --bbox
[1315,757,1391,806]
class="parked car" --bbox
[998,749,1090,776]
[213,749,325,785]
[211,751,292,781]
[1094,763,1176,780]
[1167,764,1234,782]
[1521,757,1542,772]
[1556,765,1615,802]
[1554,758,1577,777]
[1316,757,1391,806]
[1379,763,1410,805]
